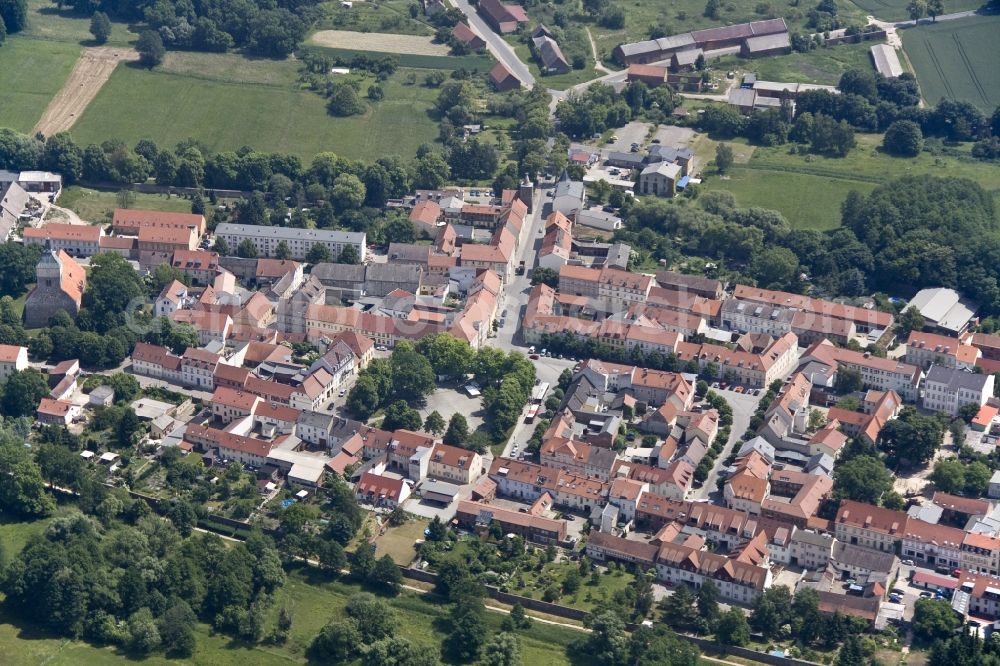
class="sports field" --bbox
[0,39,81,133]
[847,0,984,22]
[71,56,440,162]
[901,15,1000,111]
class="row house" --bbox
[211,386,261,424]
[181,347,221,390]
[185,424,273,467]
[170,310,233,346]
[539,436,619,481]
[675,332,799,388]
[732,285,894,335]
[654,540,771,604]
[355,471,411,509]
[23,222,103,257]
[455,500,566,544]
[789,530,835,570]
[130,342,183,384]
[799,340,922,402]
[721,299,794,337]
[622,460,694,500]
[171,249,220,285]
[579,359,694,410]
[488,457,608,513]
[557,264,654,314]
[834,500,906,553]
[905,330,979,371]
[826,390,902,446]
[961,532,1000,576]
[427,443,483,485]
[901,517,964,573]
[922,365,994,418]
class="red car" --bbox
[530,353,540,360]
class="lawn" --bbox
[702,132,1000,230]
[901,14,1000,111]
[58,186,200,224]
[70,58,441,162]
[719,40,881,86]
[302,44,493,71]
[848,0,985,22]
[375,517,430,565]
[512,42,600,91]
[0,38,81,133]
[0,568,581,665]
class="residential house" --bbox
[489,62,522,91]
[478,0,528,33]
[355,471,411,508]
[834,500,907,553]
[637,161,681,197]
[23,223,103,257]
[905,330,979,370]
[451,22,486,51]
[455,500,566,543]
[0,344,28,381]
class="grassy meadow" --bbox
[702,133,1000,230]
[0,39,80,133]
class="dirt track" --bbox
[33,46,139,137]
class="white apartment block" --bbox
[922,365,993,417]
[214,223,367,263]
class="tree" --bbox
[897,306,925,335]
[128,608,161,655]
[416,333,475,379]
[792,588,823,645]
[0,14,6,45]
[697,579,720,628]
[2,369,49,417]
[390,342,436,400]
[309,618,361,662]
[481,633,522,666]
[158,599,197,657]
[834,367,863,395]
[750,585,793,639]
[443,594,487,662]
[912,598,960,643]
[660,584,698,631]
[89,11,111,44]
[883,120,924,157]
[212,236,230,256]
[0,436,56,517]
[444,413,469,446]
[704,0,720,18]
[351,544,376,580]
[338,245,359,264]
[582,611,629,666]
[369,554,403,595]
[716,608,750,646]
[274,240,291,260]
[317,539,348,573]
[0,0,26,33]
[530,267,559,288]
[834,455,894,504]
[136,30,165,67]
[381,400,423,432]
[835,634,865,666]
[115,408,142,448]
[237,239,258,258]
[327,83,366,116]
[750,247,799,289]
[907,0,927,19]
[424,410,446,435]
[345,592,396,643]
[715,143,734,174]
[878,406,945,466]
[306,243,332,264]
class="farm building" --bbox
[531,25,571,74]
[478,0,528,34]
[638,162,681,198]
[627,64,668,87]
[489,62,522,91]
[741,32,791,57]
[870,44,903,78]
[452,22,486,51]
[613,18,788,65]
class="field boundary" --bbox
[302,44,492,70]
[33,46,138,136]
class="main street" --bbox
[446,0,535,87]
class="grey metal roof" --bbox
[925,365,991,393]
[870,44,903,78]
[743,32,790,52]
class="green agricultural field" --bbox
[0,39,80,133]
[20,0,136,45]
[847,0,985,22]
[721,40,880,86]
[901,14,1000,111]
[70,57,441,162]
[0,568,580,665]
[703,133,1000,230]
[303,44,493,71]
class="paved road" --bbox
[447,0,535,87]
[691,388,762,501]
[893,8,984,27]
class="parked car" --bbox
[902,559,915,566]
[919,591,932,598]
[530,354,540,360]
